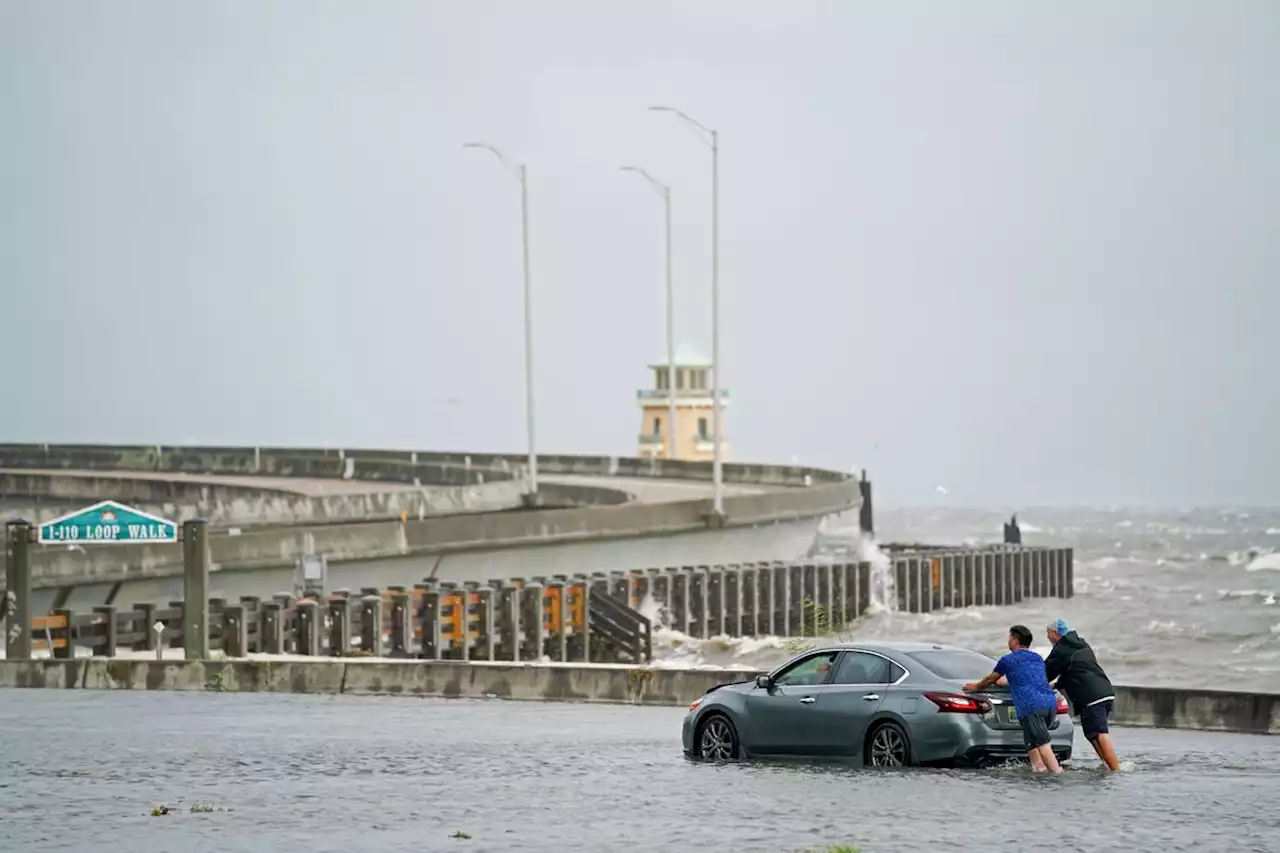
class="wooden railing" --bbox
[26,576,652,665]
[23,546,1072,660]
[594,545,1074,639]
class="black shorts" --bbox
[1019,708,1056,749]
[1080,699,1113,740]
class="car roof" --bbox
[809,640,992,656]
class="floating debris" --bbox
[450,830,472,840]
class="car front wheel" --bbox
[866,722,912,768]
[696,714,739,761]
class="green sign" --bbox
[38,500,178,545]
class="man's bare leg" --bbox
[1090,734,1121,771]
[1033,744,1062,774]
[1027,749,1046,772]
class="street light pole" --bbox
[620,166,676,461]
[464,142,538,495]
[649,107,723,516]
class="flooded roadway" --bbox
[2,691,1277,852]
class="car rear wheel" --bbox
[696,714,739,761]
[866,722,912,768]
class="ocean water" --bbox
[651,506,1280,692]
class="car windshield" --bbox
[905,649,998,679]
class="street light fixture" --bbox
[620,165,676,462]
[648,106,723,516]
[463,142,538,495]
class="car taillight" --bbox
[689,697,703,711]
[1055,693,1068,714]
[924,692,991,714]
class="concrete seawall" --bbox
[1,659,1275,736]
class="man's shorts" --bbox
[1019,707,1056,749]
[1079,699,1113,740]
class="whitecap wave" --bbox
[1217,589,1278,603]
[1246,552,1280,572]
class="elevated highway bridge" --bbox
[0,442,862,615]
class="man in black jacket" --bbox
[1045,619,1121,771]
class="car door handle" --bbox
[862,694,881,701]
[799,696,816,704]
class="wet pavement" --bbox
[1,690,1277,852]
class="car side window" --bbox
[831,651,891,685]
[773,651,839,687]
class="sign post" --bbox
[296,553,327,598]
[181,519,209,660]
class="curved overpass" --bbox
[0,443,861,609]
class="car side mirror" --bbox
[754,674,771,689]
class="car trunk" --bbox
[943,679,1023,730]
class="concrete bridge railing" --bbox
[0,443,862,592]
[0,443,848,488]
[0,443,545,527]
[0,443,842,523]
[0,469,536,529]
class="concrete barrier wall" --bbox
[0,442,847,491]
[0,470,299,501]
[0,659,1274,735]
[1109,684,1280,735]
[0,472,531,528]
[1,443,861,592]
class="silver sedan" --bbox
[682,641,1072,767]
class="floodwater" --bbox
[2,690,1277,853]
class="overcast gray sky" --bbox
[2,1,1276,507]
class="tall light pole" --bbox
[463,142,537,495]
[649,106,722,515]
[620,166,676,461]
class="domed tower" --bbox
[635,343,729,461]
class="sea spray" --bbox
[638,592,666,630]
[858,535,896,614]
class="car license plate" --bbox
[1006,707,1018,723]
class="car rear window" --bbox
[905,649,998,679]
